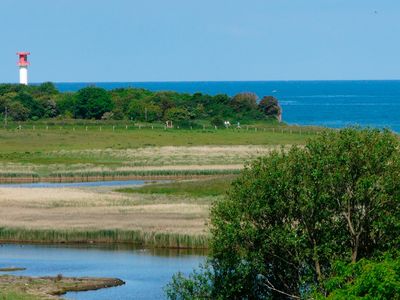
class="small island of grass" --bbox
[0,274,125,299]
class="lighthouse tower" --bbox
[17,52,30,85]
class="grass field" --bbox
[0,124,315,180]
[0,122,317,247]
[117,176,234,198]
[0,125,313,152]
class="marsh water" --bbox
[0,179,150,188]
[0,243,205,300]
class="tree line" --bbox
[0,83,282,126]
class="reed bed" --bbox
[0,227,209,249]
[0,172,39,183]
[0,169,240,183]
[49,169,240,178]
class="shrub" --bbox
[166,128,400,299]
[315,253,400,299]
[210,116,224,127]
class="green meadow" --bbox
[0,122,319,179]
[117,176,234,198]
[0,122,321,248]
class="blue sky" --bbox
[0,0,398,82]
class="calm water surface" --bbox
[0,180,150,188]
[0,244,205,300]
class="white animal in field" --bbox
[224,121,231,128]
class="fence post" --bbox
[86,126,88,131]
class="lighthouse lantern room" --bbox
[17,52,30,85]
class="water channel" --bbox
[0,243,205,299]
[0,179,205,299]
[0,179,153,188]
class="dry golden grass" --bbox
[0,187,210,236]
[0,145,283,176]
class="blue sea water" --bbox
[55,81,400,132]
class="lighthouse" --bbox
[17,52,30,85]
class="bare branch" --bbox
[262,277,302,299]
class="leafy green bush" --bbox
[210,116,224,127]
[166,128,400,299]
[315,253,400,299]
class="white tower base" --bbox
[19,66,28,85]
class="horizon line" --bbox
[11,78,400,85]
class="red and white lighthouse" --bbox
[17,52,30,85]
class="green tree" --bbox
[128,101,162,122]
[41,99,58,118]
[151,92,176,117]
[258,96,282,121]
[55,93,75,117]
[315,253,400,299]
[166,128,400,299]
[164,107,190,124]
[210,116,224,127]
[230,92,258,112]
[8,102,29,121]
[75,87,113,119]
[128,101,144,120]
[36,82,58,95]
[15,92,45,119]
[110,87,152,117]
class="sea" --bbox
[54,80,400,132]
